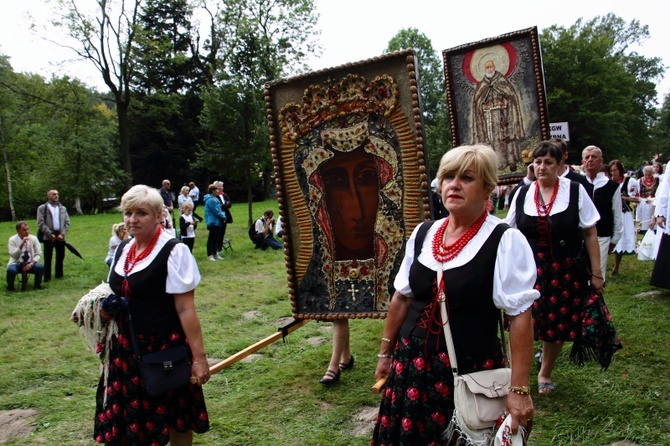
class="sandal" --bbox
[538,381,556,394]
[319,369,340,385]
[339,355,355,371]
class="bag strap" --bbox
[438,266,508,376]
[438,267,459,374]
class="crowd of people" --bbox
[8,140,669,445]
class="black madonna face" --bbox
[321,147,379,260]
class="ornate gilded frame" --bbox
[443,27,549,184]
[265,50,431,320]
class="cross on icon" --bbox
[348,283,359,301]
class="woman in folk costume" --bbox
[609,160,638,276]
[96,185,209,445]
[372,145,537,445]
[506,141,622,395]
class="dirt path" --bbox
[0,409,38,443]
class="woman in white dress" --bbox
[609,160,638,276]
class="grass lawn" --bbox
[1,202,669,445]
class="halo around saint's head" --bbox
[470,44,511,82]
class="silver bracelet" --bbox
[377,353,391,358]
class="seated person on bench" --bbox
[7,221,45,291]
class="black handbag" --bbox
[128,313,191,396]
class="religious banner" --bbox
[265,50,431,320]
[443,27,550,183]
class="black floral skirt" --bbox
[371,335,505,446]
[531,255,586,343]
[93,324,209,445]
[532,253,622,368]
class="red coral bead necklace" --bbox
[123,227,163,275]
[534,179,560,218]
[432,209,488,262]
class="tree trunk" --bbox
[116,99,133,189]
[73,196,83,215]
[0,119,16,221]
[247,164,253,226]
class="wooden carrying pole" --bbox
[208,318,309,376]
[371,377,387,394]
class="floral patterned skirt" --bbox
[531,255,585,344]
[93,323,209,445]
[371,336,505,446]
[532,253,622,368]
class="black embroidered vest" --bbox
[399,221,508,359]
[110,238,181,334]
[515,181,582,259]
[593,180,619,238]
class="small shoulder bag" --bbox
[127,312,191,396]
[437,267,511,436]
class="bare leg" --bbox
[612,253,622,276]
[321,319,350,381]
[538,341,562,393]
[170,429,193,446]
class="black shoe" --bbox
[34,285,44,290]
[6,286,15,292]
[319,369,340,385]
[339,355,355,371]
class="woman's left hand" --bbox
[191,358,210,386]
[506,392,534,433]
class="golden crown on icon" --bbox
[279,73,398,141]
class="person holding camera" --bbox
[254,209,283,250]
[7,221,45,291]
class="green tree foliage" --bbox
[651,93,670,162]
[384,28,450,177]
[40,77,125,215]
[541,14,663,165]
[134,0,196,94]
[54,0,142,187]
[0,55,121,218]
[130,0,203,189]
[385,28,442,125]
[198,0,319,219]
